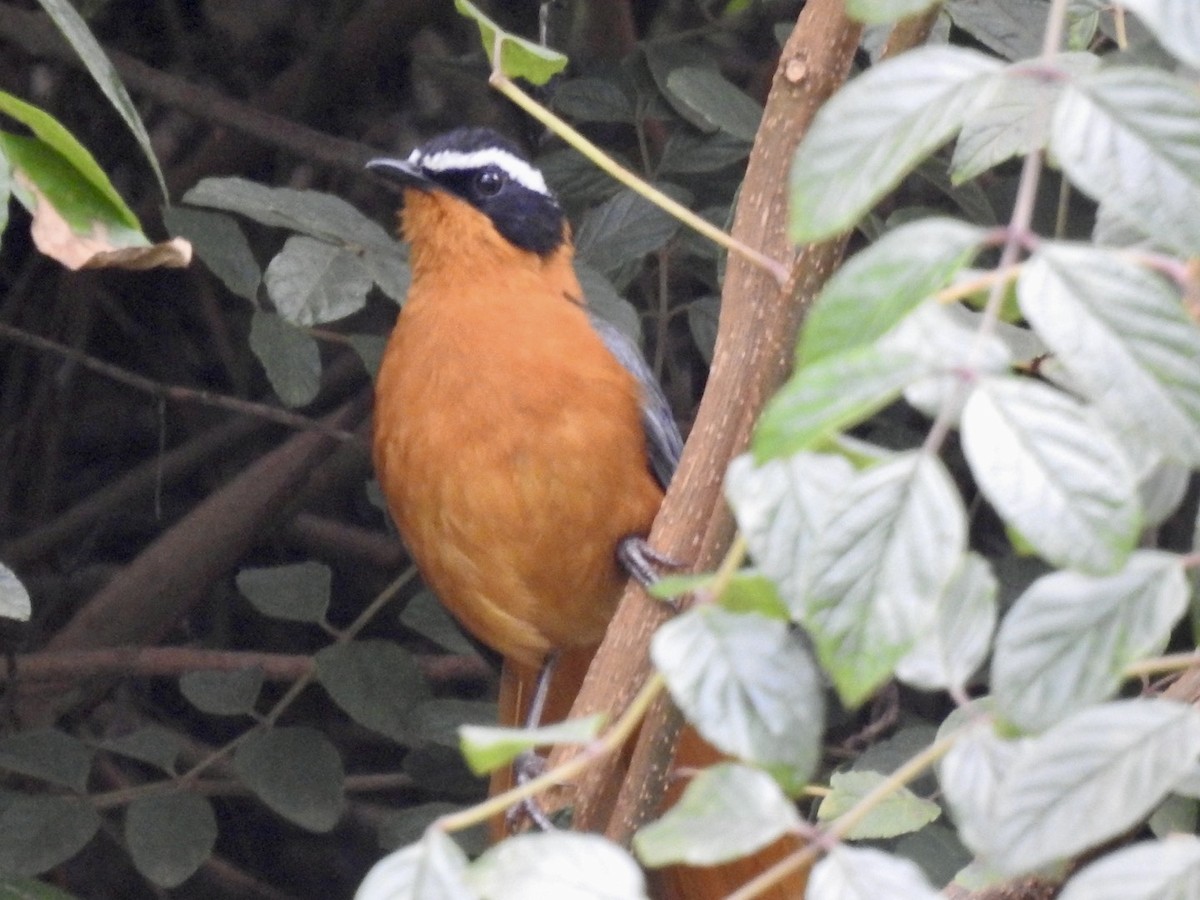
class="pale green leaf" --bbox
[265,235,372,326]
[846,0,939,25]
[1018,243,1200,465]
[1116,0,1200,68]
[634,763,801,867]
[799,217,987,364]
[162,206,261,302]
[808,845,940,900]
[790,46,1001,241]
[651,607,824,779]
[248,311,321,409]
[125,793,217,888]
[817,770,940,840]
[1059,837,1200,900]
[459,715,604,776]
[960,376,1141,574]
[991,552,1187,733]
[0,563,30,622]
[453,0,568,85]
[467,832,647,900]
[355,829,471,900]
[986,699,1200,875]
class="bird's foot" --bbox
[505,751,557,832]
[616,535,682,589]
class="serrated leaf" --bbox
[1109,0,1200,69]
[99,725,184,773]
[651,607,824,779]
[990,552,1187,733]
[33,0,167,199]
[248,310,321,408]
[183,177,395,250]
[453,0,568,85]
[846,0,939,25]
[467,832,647,900]
[817,770,940,840]
[0,563,30,622]
[355,829,471,900]
[1059,836,1200,900]
[234,726,344,832]
[634,763,801,867]
[960,376,1141,574]
[574,188,683,276]
[986,699,1200,875]
[552,78,635,123]
[753,346,931,460]
[725,451,856,615]
[1018,243,1200,465]
[801,452,967,706]
[1051,69,1200,256]
[316,640,430,744]
[236,562,331,623]
[789,46,1002,241]
[0,796,99,876]
[808,845,941,900]
[798,217,986,364]
[0,730,93,792]
[125,793,217,888]
[663,68,762,142]
[265,235,372,326]
[896,552,997,692]
[178,667,263,717]
[163,205,261,301]
[951,54,1099,182]
[460,715,604,776]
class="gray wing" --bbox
[589,315,683,490]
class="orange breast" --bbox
[373,193,663,667]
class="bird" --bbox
[366,127,807,898]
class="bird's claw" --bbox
[505,750,557,832]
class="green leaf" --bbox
[634,763,801,867]
[265,235,373,326]
[347,333,387,380]
[1114,0,1200,68]
[459,715,604,776]
[944,0,1047,61]
[467,832,647,899]
[718,572,790,619]
[98,725,184,773]
[408,699,498,749]
[0,563,30,622]
[991,552,1188,733]
[1018,244,1200,465]
[1051,69,1200,256]
[162,206,261,301]
[234,726,344,832]
[33,0,167,200]
[753,346,930,460]
[799,217,987,364]
[0,90,137,230]
[657,131,751,176]
[552,78,635,123]
[398,590,478,657]
[577,262,642,342]
[951,54,1099,183]
[0,796,99,876]
[573,187,683,276]
[178,667,263,717]
[651,607,824,781]
[895,552,998,693]
[808,845,941,900]
[182,177,395,250]
[985,699,1200,875]
[817,770,940,840]
[800,453,968,706]
[0,730,93,792]
[453,0,568,85]
[725,451,856,616]
[790,46,1002,241]
[236,561,331,623]
[1058,837,1200,900]
[663,68,762,142]
[125,793,217,888]
[0,875,79,899]
[960,376,1141,574]
[316,640,430,744]
[248,311,322,409]
[376,802,483,854]
[356,829,472,900]
[846,0,940,25]
[685,295,720,365]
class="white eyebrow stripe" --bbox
[416,147,551,197]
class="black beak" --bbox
[366,157,435,191]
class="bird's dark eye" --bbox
[474,169,505,198]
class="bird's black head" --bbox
[367,128,566,257]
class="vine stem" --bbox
[487,69,791,289]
